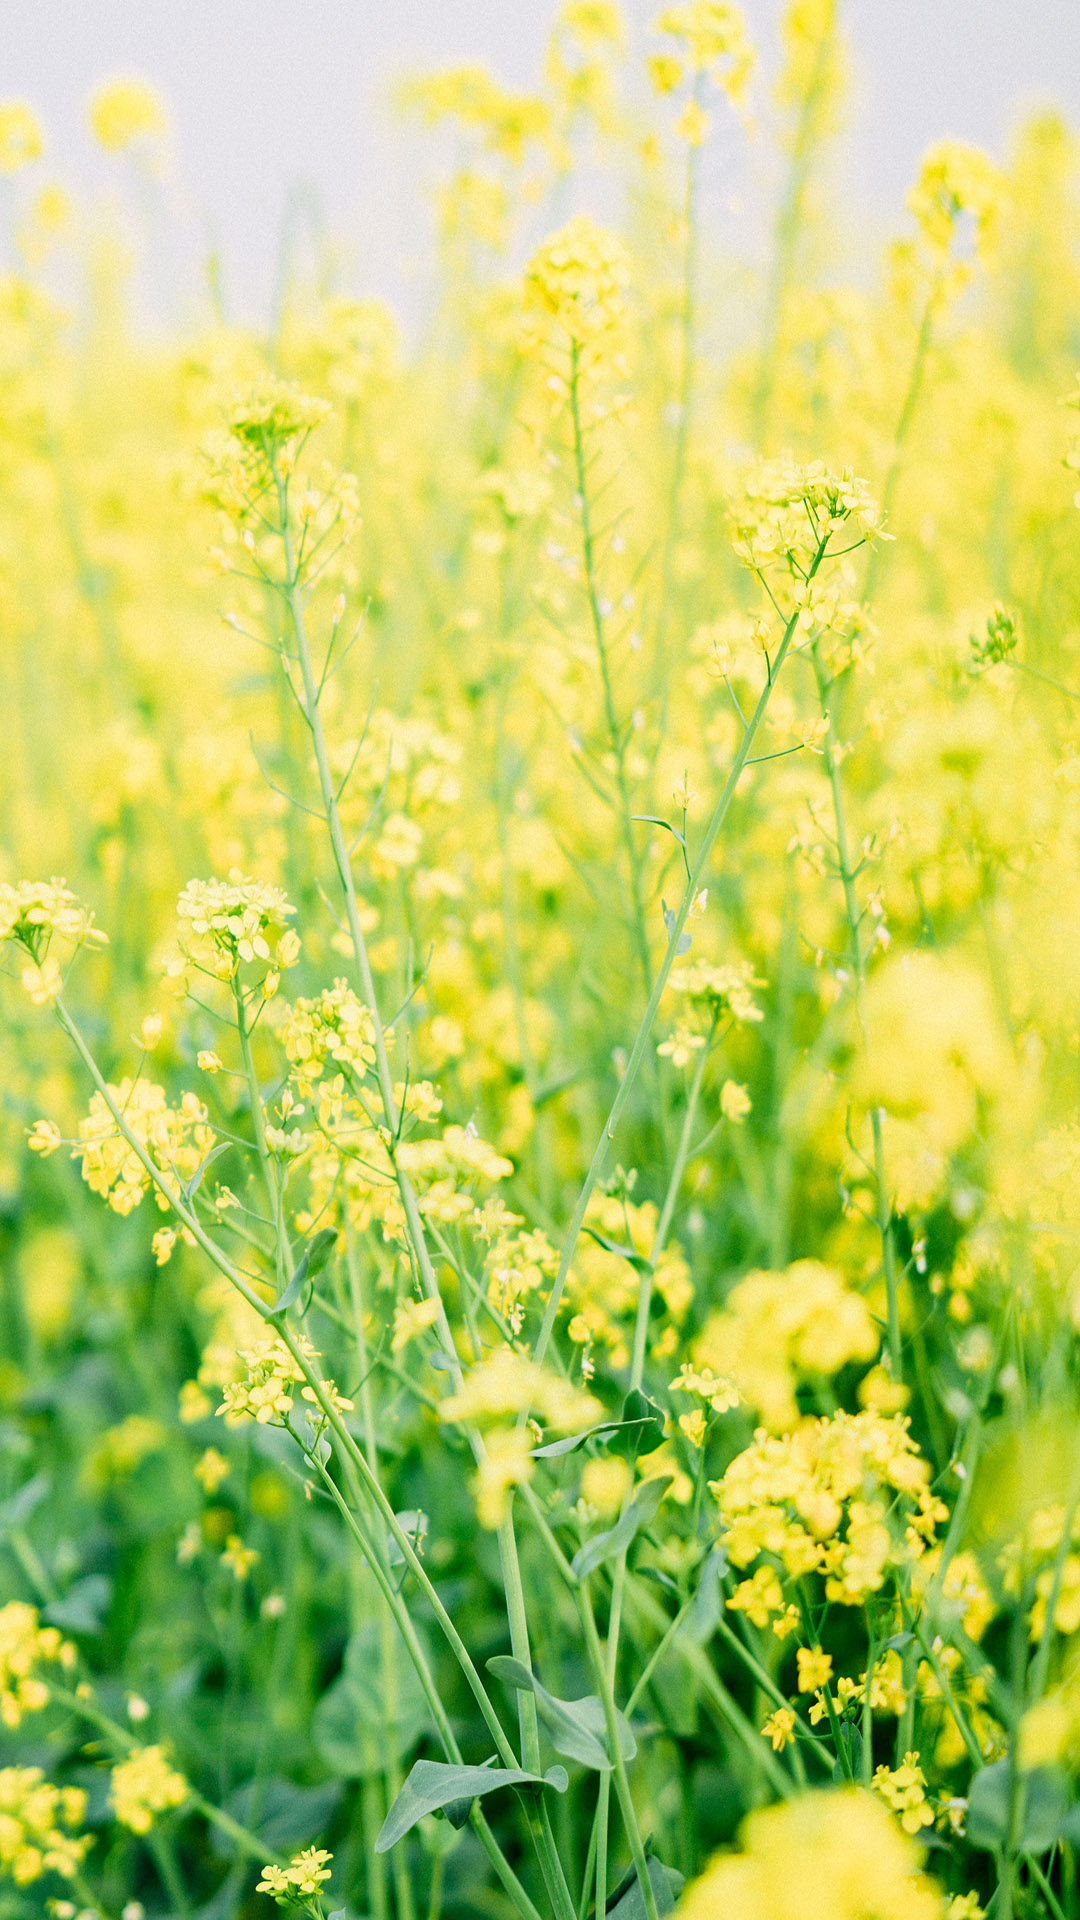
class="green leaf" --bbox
[44,1575,112,1635]
[532,1405,664,1463]
[686,1545,729,1644]
[581,1228,653,1275]
[606,1856,684,1919]
[274,1227,338,1313]
[609,1391,665,1460]
[632,815,687,852]
[571,1478,672,1581]
[831,1723,863,1783]
[211,1778,343,1861]
[532,1427,609,1459]
[967,1761,1069,1855]
[314,1621,431,1778]
[0,1473,49,1531]
[1059,1798,1080,1846]
[182,1139,231,1205]
[387,1510,429,1569]
[375,1759,566,1853]
[487,1656,637,1772]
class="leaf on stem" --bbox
[605,1854,684,1919]
[375,1758,567,1853]
[273,1226,338,1313]
[487,1655,636,1770]
[571,1477,672,1581]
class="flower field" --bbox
[4,7,1080,1919]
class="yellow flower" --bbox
[20,956,62,1006]
[221,1535,260,1581]
[0,1766,89,1883]
[391,1297,440,1353]
[647,53,683,93]
[194,1448,229,1494]
[524,214,630,348]
[657,1021,706,1069]
[907,139,1003,260]
[679,1788,942,1920]
[26,1120,62,1157]
[721,1079,752,1123]
[257,1847,333,1903]
[654,2,754,104]
[796,1645,833,1693]
[762,1706,796,1751]
[89,77,166,151]
[440,1347,601,1432]
[109,1746,188,1833]
[473,1426,535,1529]
[0,103,43,173]
[871,1753,935,1836]
[675,99,711,145]
[580,1454,631,1515]
[1,1604,75,1730]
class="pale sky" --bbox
[4,0,1079,330]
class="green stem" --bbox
[577,1582,662,1920]
[532,541,827,1377]
[568,340,653,1007]
[811,643,902,1385]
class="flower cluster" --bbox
[650,3,755,129]
[729,459,887,578]
[441,1346,602,1528]
[73,1079,216,1215]
[0,1604,75,1729]
[667,958,766,1024]
[906,139,1003,261]
[0,1767,89,1885]
[283,981,378,1096]
[89,78,166,150]
[523,214,630,351]
[563,1192,692,1371]
[694,1261,880,1430]
[871,1754,935,1837]
[257,1847,334,1906]
[0,879,107,1005]
[109,1746,188,1834]
[716,1409,944,1619]
[678,1788,945,1920]
[216,1335,352,1427]
[172,871,298,984]
[0,104,44,174]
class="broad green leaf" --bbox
[44,1575,112,1634]
[488,1655,637,1771]
[314,1620,430,1778]
[571,1477,672,1581]
[0,1473,49,1531]
[609,1391,666,1460]
[967,1761,1069,1855]
[375,1758,566,1853]
[211,1778,343,1860]
[532,1406,664,1462]
[606,1855,685,1919]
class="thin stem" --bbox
[568,340,653,1006]
[577,1582,662,1920]
[532,540,828,1376]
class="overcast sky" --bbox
[4,0,1079,330]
